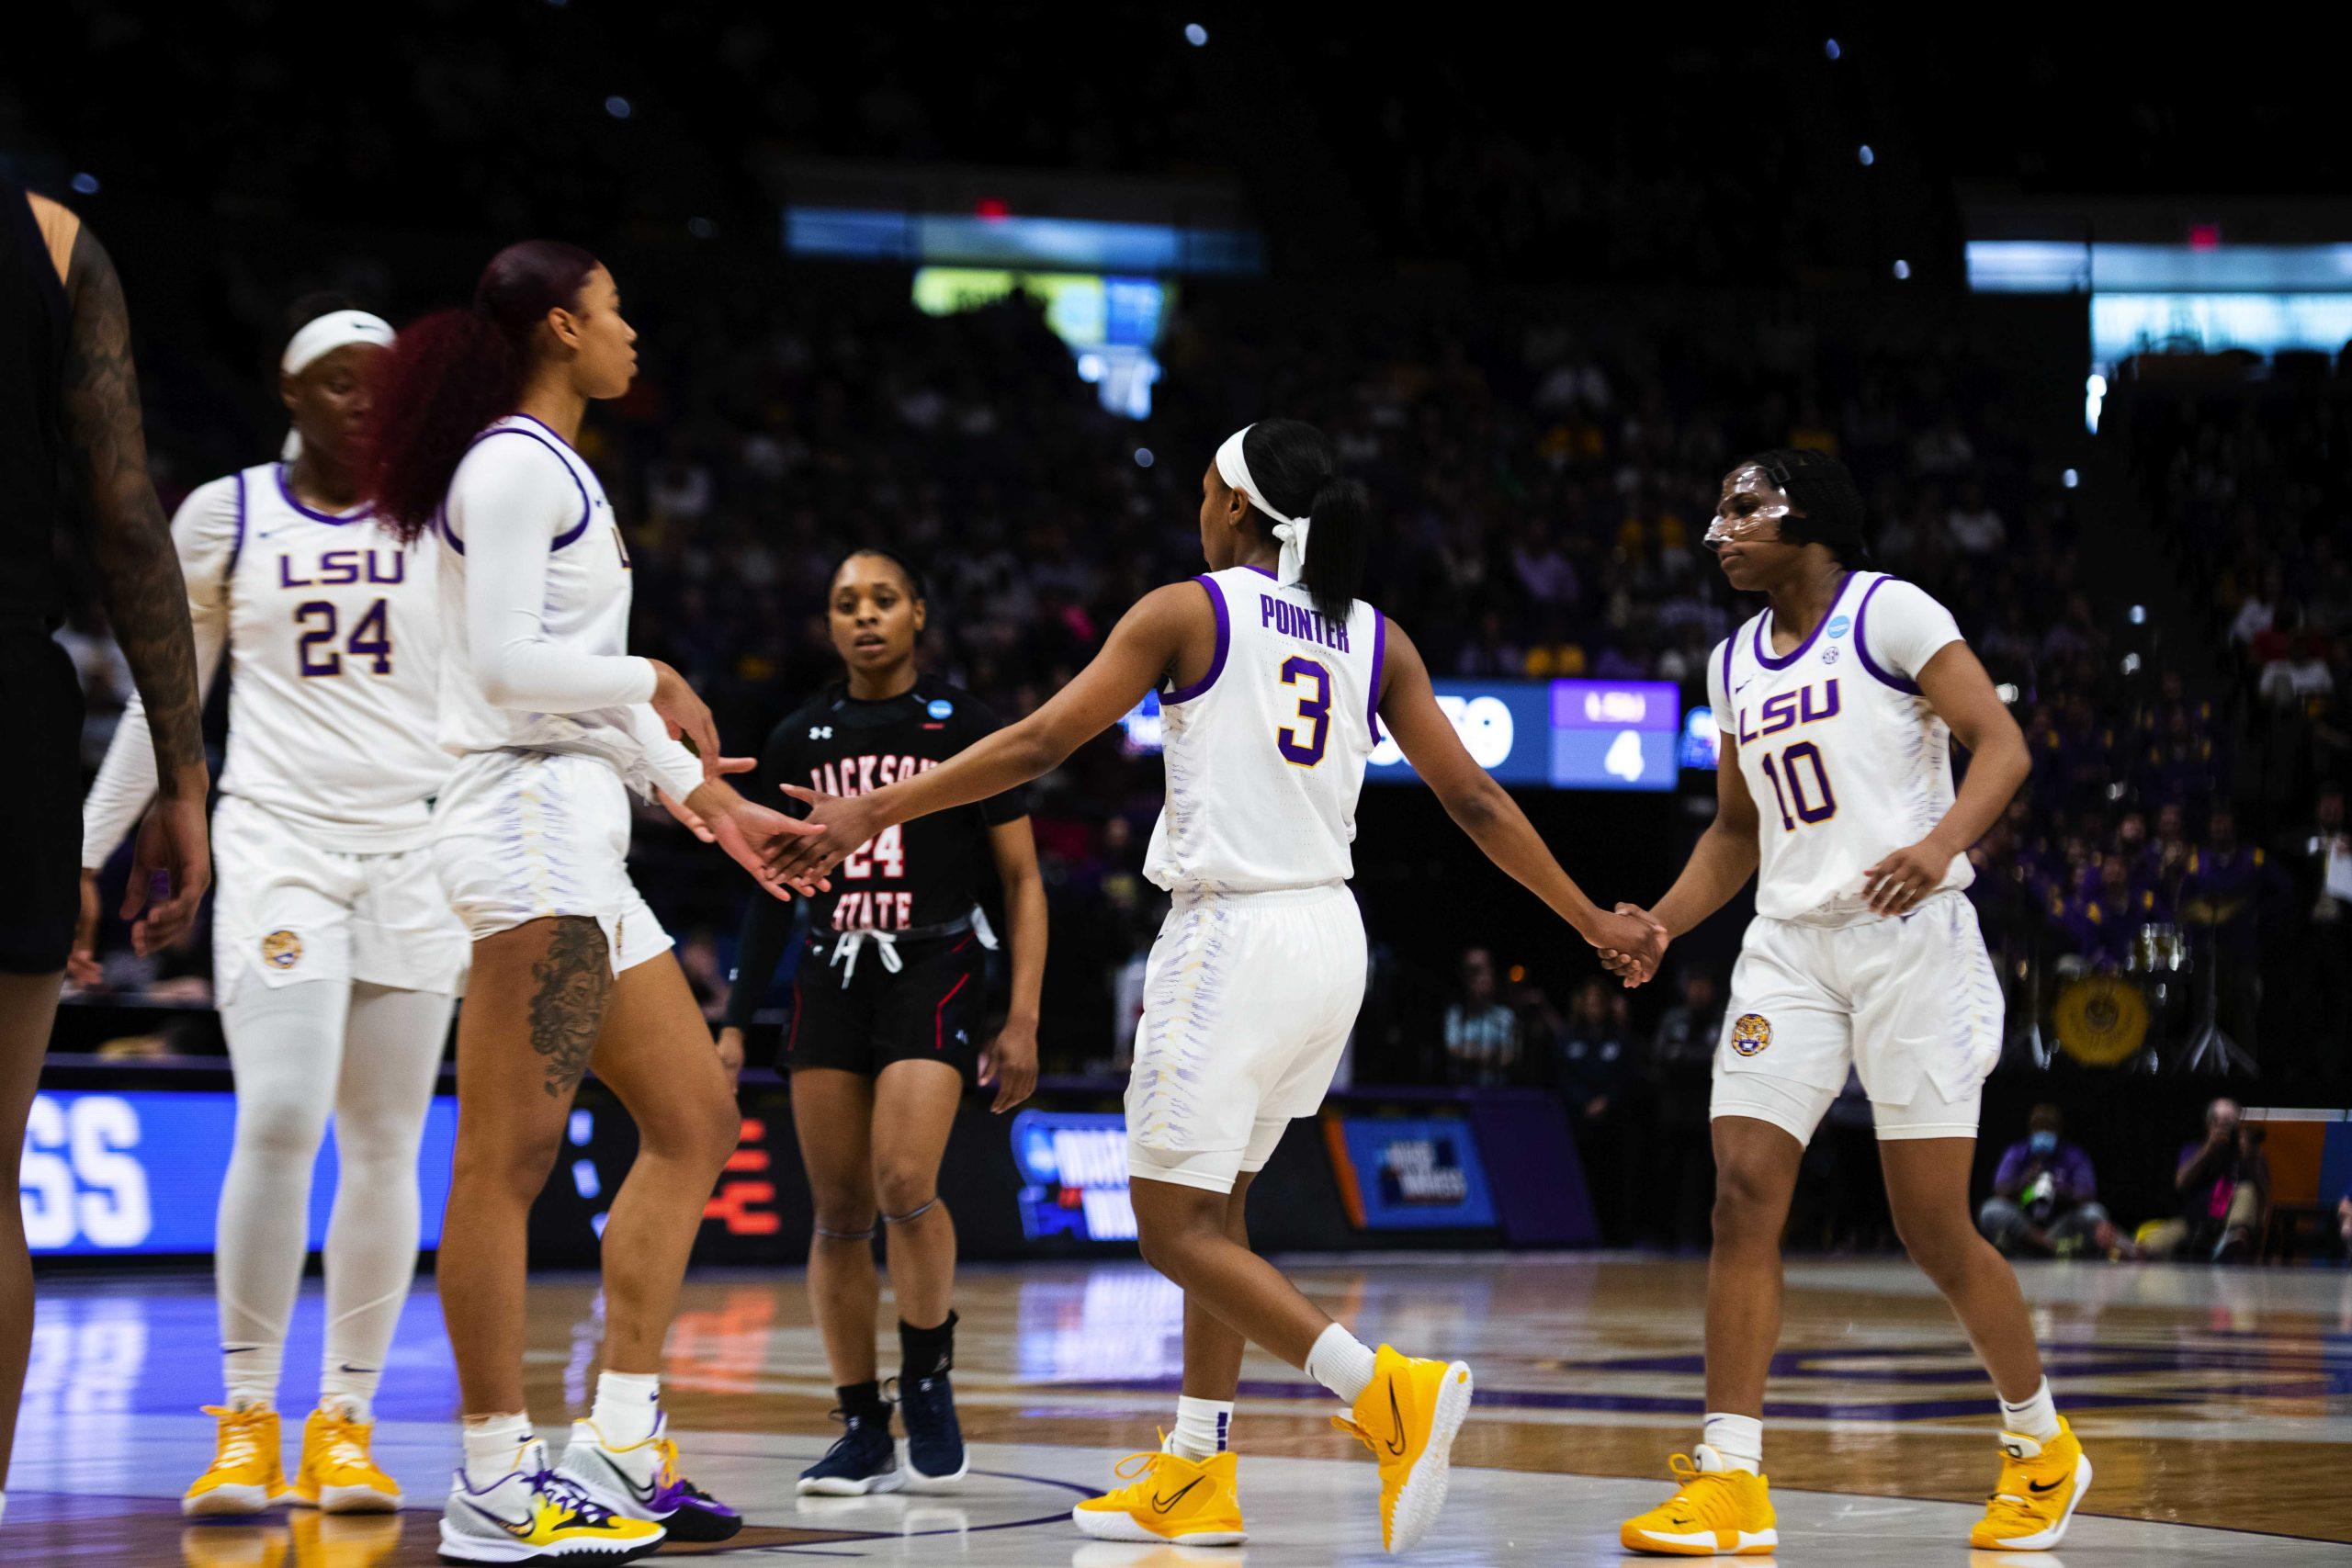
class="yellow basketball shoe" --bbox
[290,1403,401,1514]
[184,1404,290,1517]
[1071,1444,1246,1547]
[1619,1445,1777,1556]
[1971,1418,2092,1550]
[1330,1345,1475,1554]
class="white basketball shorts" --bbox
[1712,891,2002,1145]
[1126,883,1368,1194]
[211,794,468,1007]
[431,750,673,974]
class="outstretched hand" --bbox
[658,757,757,843]
[1592,902,1669,987]
[766,783,883,885]
[708,795,831,902]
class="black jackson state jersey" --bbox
[758,678,1027,931]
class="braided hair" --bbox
[1744,447,1871,567]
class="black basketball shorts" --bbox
[782,928,987,1079]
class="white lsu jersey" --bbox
[82,463,447,863]
[1145,567,1385,894]
[1711,570,1972,924]
[434,414,699,802]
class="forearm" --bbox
[1651,821,1760,939]
[1446,778,1605,936]
[721,887,796,1032]
[91,501,204,781]
[1002,869,1048,1024]
[82,693,162,867]
[1925,730,2030,859]
[867,720,1062,834]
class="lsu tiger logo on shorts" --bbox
[260,930,303,971]
[1729,1012,1772,1056]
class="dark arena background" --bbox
[5,7,2350,1563]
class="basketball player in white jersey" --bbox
[74,300,461,1517]
[1609,450,2086,1556]
[368,240,819,1564]
[772,419,1662,1555]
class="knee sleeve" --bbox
[217,980,354,1348]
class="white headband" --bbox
[280,310,394,378]
[278,310,393,459]
[1216,423,1312,586]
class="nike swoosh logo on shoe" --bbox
[2029,1477,2065,1495]
[461,1500,538,1540]
[1151,1478,1204,1514]
[585,1450,664,1508]
[1385,1382,1408,1456]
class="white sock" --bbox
[462,1413,536,1480]
[591,1371,662,1448]
[1702,1412,1763,1473]
[1999,1378,2061,1442]
[318,1367,376,1424]
[221,1341,283,1411]
[1168,1396,1233,1461]
[1306,1324,1377,1405]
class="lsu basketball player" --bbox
[74,299,461,1518]
[771,420,1663,1554]
[1604,450,2086,1555]
[368,241,818,1563]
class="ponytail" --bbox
[1229,418,1373,624]
[366,239,600,543]
[1297,472,1370,626]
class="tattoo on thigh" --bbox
[528,919,611,1097]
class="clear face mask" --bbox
[1704,464,1796,549]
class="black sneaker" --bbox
[894,1373,968,1492]
[797,1406,901,1496]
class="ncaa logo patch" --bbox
[927,698,955,720]
[1729,1012,1772,1056]
[1826,615,1851,638]
[260,930,303,971]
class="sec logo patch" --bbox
[260,930,304,971]
[1729,1012,1772,1056]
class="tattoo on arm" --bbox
[528,918,612,1097]
[59,224,203,779]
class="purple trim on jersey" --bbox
[225,471,248,581]
[272,462,374,525]
[435,504,465,556]
[1716,636,1735,727]
[1752,570,1854,671]
[1165,576,1229,705]
[1852,573,1924,694]
[464,424,594,550]
[1369,613,1389,744]
[510,411,581,454]
[1239,563,1280,581]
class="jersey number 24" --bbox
[295,599,392,677]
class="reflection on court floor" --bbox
[8,1255,2350,1562]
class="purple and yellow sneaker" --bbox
[555,1415,743,1543]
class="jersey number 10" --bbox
[1758,740,1838,830]
[295,599,393,678]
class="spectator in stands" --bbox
[2140,1099,2269,1262]
[1554,978,1635,1243]
[1947,478,2007,557]
[1976,1104,2134,1258]
[2338,1187,2351,1262]
[1649,968,1724,1071]
[1442,946,1521,1087]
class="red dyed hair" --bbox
[367,240,600,542]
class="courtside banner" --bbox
[21,1089,458,1257]
[1325,1115,1498,1231]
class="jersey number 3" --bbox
[1277,656,1331,767]
[296,599,393,677]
